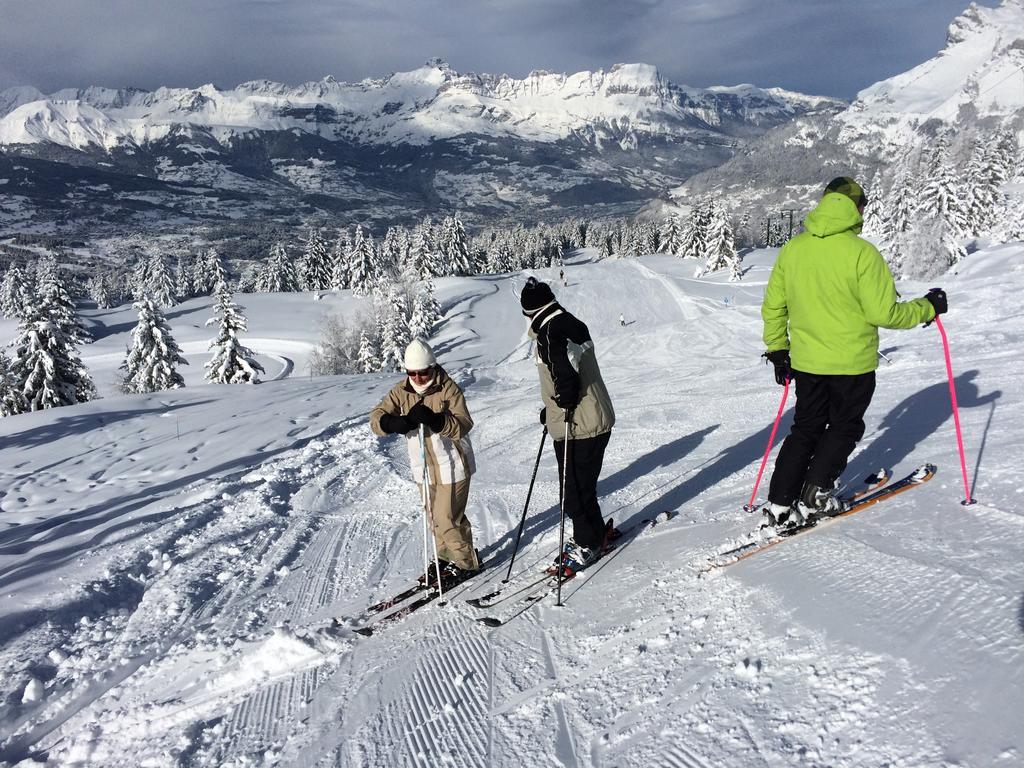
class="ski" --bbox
[350,564,489,636]
[705,463,936,571]
[475,512,672,628]
[466,572,552,610]
[365,581,431,615]
[462,519,620,610]
[354,590,441,636]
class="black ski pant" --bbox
[553,430,611,550]
[768,370,876,506]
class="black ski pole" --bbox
[556,410,572,608]
[503,426,548,583]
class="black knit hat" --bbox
[823,176,867,208]
[520,277,556,314]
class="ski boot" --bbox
[760,501,806,532]
[798,480,848,521]
[548,540,600,579]
[418,559,452,586]
[438,562,478,590]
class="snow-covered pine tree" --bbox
[147,250,177,308]
[485,237,515,273]
[204,280,264,384]
[0,265,28,319]
[348,225,378,296]
[407,219,432,280]
[236,264,259,293]
[376,283,411,372]
[658,216,683,255]
[259,242,301,293]
[330,229,350,290]
[302,228,331,291]
[36,254,89,345]
[120,295,188,393]
[379,226,407,278]
[208,248,228,290]
[130,254,151,299]
[191,248,223,295]
[697,201,739,278]
[175,254,194,299]
[965,129,1019,236]
[678,203,708,260]
[438,215,473,276]
[917,132,970,265]
[408,278,440,340]
[86,275,114,309]
[10,270,96,410]
[356,328,381,373]
[0,350,27,417]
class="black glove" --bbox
[539,406,546,425]
[925,288,947,317]
[764,350,791,386]
[379,412,412,434]
[408,401,445,433]
[553,385,579,410]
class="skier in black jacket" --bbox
[519,277,616,575]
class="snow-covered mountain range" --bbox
[0,61,839,231]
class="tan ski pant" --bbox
[421,477,479,570]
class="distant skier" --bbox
[619,313,625,327]
[369,339,480,586]
[760,177,946,529]
[519,276,616,575]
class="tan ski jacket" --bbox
[369,366,476,486]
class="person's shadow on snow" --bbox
[630,413,794,521]
[847,370,1000,486]
[478,425,721,563]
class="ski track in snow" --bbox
[1,249,1023,766]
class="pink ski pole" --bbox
[744,376,791,512]
[934,315,976,505]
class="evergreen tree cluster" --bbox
[656,200,741,280]
[864,127,1021,277]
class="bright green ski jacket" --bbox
[762,192,935,375]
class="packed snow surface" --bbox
[1,246,1022,766]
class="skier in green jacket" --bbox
[760,177,947,529]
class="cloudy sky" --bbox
[0,0,998,99]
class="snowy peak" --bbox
[838,0,1024,150]
[0,99,127,151]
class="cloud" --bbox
[0,0,998,98]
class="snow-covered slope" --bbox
[1,244,1021,766]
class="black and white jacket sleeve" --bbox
[536,309,593,407]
